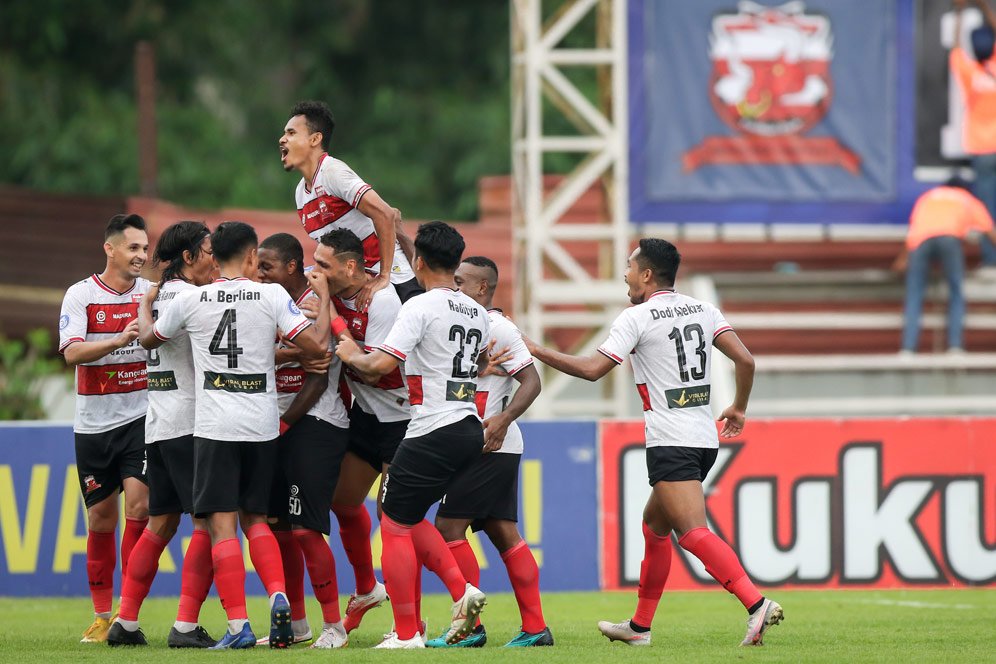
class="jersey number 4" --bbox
[210,309,244,369]
[668,324,706,382]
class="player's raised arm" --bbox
[713,329,755,438]
[281,272,331,359]
[355,189,399,309]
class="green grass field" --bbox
[1,589,993,662]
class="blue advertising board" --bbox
[0,421,598,597]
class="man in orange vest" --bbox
[896,178,996,353]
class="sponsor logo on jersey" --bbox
[95,311,106,323]
[86,303,140,334]
[83,475,102,494]
[203,371,267,393]
[446,380,477,403]
[77,361,148,396]
[59,314,70,330]
[276,367,306,393]
[147,370,178,391]
[683,2,858,173]
[665,385,710,409]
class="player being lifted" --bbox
[59,214,151,643]
[525,239,783,647]
[280,100,422,307]
[427,255,552,648]
[335,222,490,649]
[108,221,219,648]
[139,221,331,649]
[255,233,350,649]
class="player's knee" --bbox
[484,520,522,552]
[434,518,467,542]
[147,513,180,539]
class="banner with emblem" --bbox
[629,0,922,224]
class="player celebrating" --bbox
[139,221,332,649]
[335,222,490,649]
[427,255,551,648]
[280,100,421,307]
[256,233,350,649]
[108,221,219,648]
[525,239,783,647]
[59,214,151,643]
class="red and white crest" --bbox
[709,1,833,136]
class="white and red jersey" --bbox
[275,287,349,428]
[295,153,414,284]
[59,275,151,434]
[153,277,312,442]
[146,279,197,443]
[475,310,534,455]
[333,286,409,422]
[598,290,732,449]
[378,288,491,439]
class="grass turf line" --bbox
[0,589,993,662]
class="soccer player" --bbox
[427,255,552,648]
[335,221,490,649]
[139,221,331,649]
[524,239,783,647]
[108,221,219,648]
[59,214,151,643]
[256,233,350,649]
[280,100,422,307]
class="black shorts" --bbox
[193,438,278,517]
[382,415,484,526]
[437,452,520,531]
[348,402,409,472]
[394,277,425,303]
[647,446,719,485]
[148,434,196,516]
[268,416,349,535]
[75,417,148,508]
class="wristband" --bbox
[331,316,348,337]
[279,419,290,436]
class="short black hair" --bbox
[290,100,335,151]
[260,233,304,273]
[154,221,211,284]
[105,213,146,241]
[211,221,258,264]
[415,221,465,272]
[318,228,365,264]
[462,255,498,292]
[945,175,973,192]
[972,25,995,62]
[635,238,681,286]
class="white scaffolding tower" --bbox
[511,0,631,418]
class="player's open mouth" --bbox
[280,146,289,161]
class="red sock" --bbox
[632,523,672,628]
[502,541,546,633]
[380,516,419,640]
[212,538,247,621]
[118,529,167,621]
[86,530,116,614]
[414,562,423,628]
[678,527,761,609]
[274,530,306,621]
[177,529,213,624]
[294,529,341,623]
[119,518,148,582]
[332,504,376,595]
[446,540,481,587]
[246,523,286,596]
[412,520,466,601]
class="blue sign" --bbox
[0,421,598,596]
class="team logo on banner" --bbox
[684,1,859,173]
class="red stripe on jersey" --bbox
[285,320,311,340]
[507,358,534,376]
[296,288,315,306]
[359,233,381,271]
[597,347,624,365]
[307,153,328,193]
[86,303,139,334]
[636,383,653,412]
[474,390,488,418]
[378,345,406,361]
[714,325,733,339]
[407,375,424,406]
[649,289,675,299]
[352,184,372,207]
[59,337,84,353]
[78,361,147,396]
[299,195,356,236]
[276,367,306,393]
